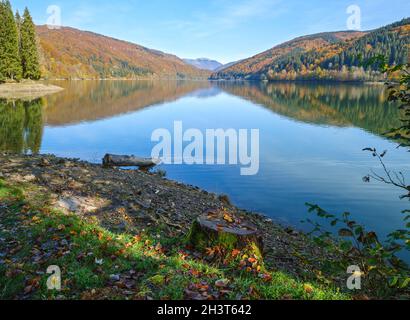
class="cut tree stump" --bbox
[187,208,264,257]
[102,154,160,169]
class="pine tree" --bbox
[0,0,22,81]
[21,7,40,80]
[15,10,22,56]
[0,2,6,81]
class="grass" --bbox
[0,178,349,300]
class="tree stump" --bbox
[187,208,264,258]
[102,154,160,169]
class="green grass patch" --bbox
[0,179,23,200]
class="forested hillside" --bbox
[36,26,210,80]
[211,18,410,82]
[2,1,209,81]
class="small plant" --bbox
[303,203,409,298]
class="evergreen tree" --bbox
[15,10,21,56]
[0,2,6,81]
[20,7,40,80]
[0,0,22,81]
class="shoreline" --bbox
[0,78,387,85]
[208,78,388,85]
[0,153,329,276]
[43,78,388,86]
[0,83,64,100]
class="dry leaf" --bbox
[223,214,234,223]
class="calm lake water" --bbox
[1,80,409,243]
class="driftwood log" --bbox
[187,209,264,257]
[102,154,160,169]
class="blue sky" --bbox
[10,0,410,63]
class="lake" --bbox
[1,80,409,242]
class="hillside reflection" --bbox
[217,82,401,136]
[0,81,401,154]
[41,81,400,136]
[43,80,213,126]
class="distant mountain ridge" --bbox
[183,58,223,71]
[36,26,210,80]
[215,60,243,72]
[212,18,410,82]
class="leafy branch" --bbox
[303,204,409,298]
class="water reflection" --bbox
[0,80,401,156]
[0,98,44,154]
[217,82,401,136]
[36,81,401,140]
[44,81,212,126]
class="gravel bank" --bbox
[0,153,328,277]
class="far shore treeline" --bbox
[211,18,410,82]
[0,1,40,82]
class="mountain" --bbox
[214,60,243,72]
[211,18,410,81]
[183,58,223,71]
[35,26,210,80]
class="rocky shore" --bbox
[0,154,328,277]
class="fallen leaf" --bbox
[304,284,314,294]
[223,214,234,223]
[24,285,33,294]
[184,289,206,301]
[190,269,201,277]
[259,273,272,282]
[231,249,241,257]
[248,257,257,264]
[215,279,229,288]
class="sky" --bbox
[10,0,410,63]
